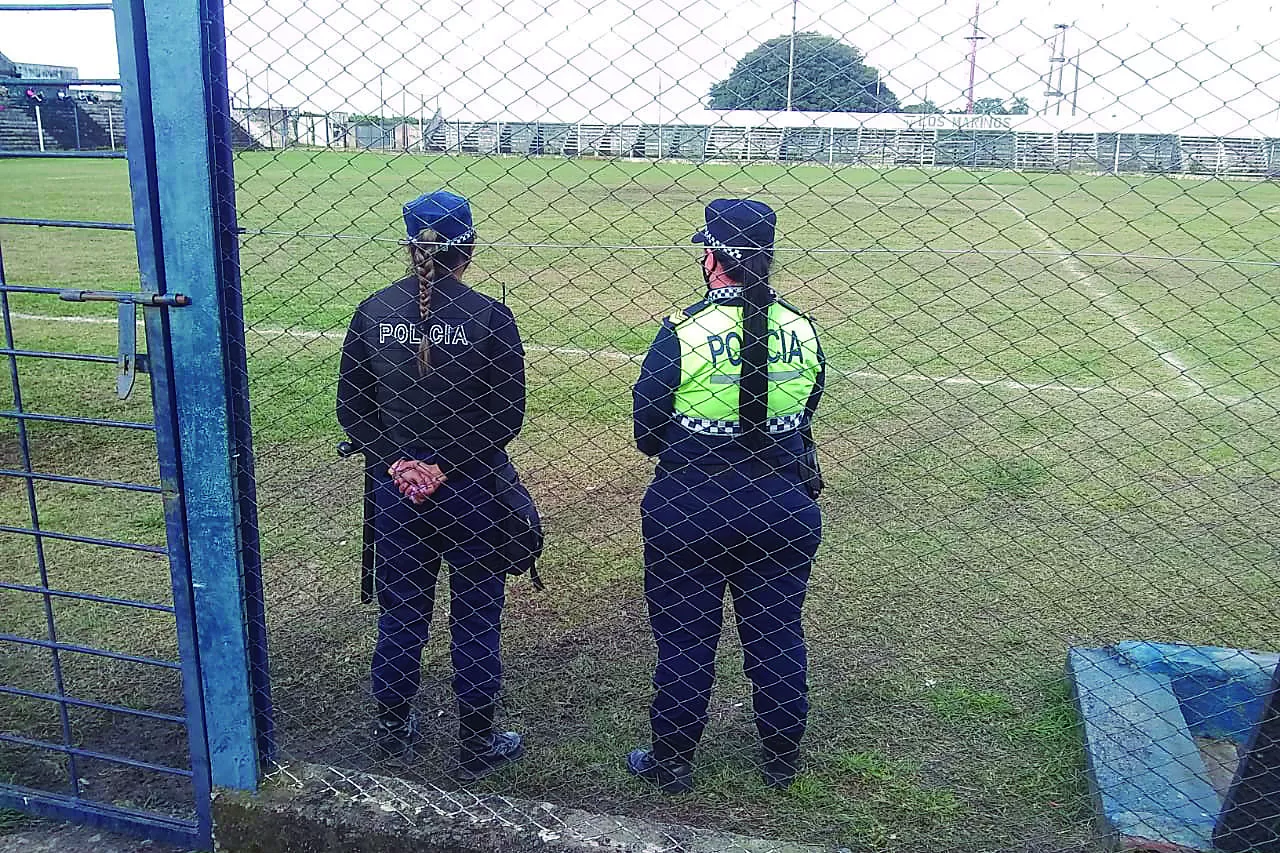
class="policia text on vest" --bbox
[704,326,807,368]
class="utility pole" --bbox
[964,1,986,113]
[1071,49,1081,116]
[657,67,665,157]
[785,0,798,111]
[1045,23,1069,115]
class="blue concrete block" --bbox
[1068,647,1221,852]
[1113,642,1279,742]
[1214,659,1280,852]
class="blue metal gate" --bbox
[1,1,269,848]
[0,242,213,847]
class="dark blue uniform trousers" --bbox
[641,465,822,765]
[371,474,507,733]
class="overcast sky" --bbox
[4,0,1279,132]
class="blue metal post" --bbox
[112,3,219,843]
[123,0,264,791]
[204,0,275,763]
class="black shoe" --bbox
[626,748,694,794]
[762,750,800,790]
[456,731,524,781]
[374,711,421,762]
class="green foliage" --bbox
[345,114,420,126]
[972,95,1031,115]
[902,99,942,113]
[708,32,900,113]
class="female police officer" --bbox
[337,189,526,780]
[629,199,825,793]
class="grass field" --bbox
[2,151,1280,851]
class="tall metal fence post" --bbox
[130,0,267,791]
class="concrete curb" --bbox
[213,763,829,853]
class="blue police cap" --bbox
[692,198,776,259]
[402,189,476,246]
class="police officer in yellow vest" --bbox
[628,199,825,793]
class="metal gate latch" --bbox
[116,302,139,400]
[56,289,191,400]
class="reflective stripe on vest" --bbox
[675,412,805,436]
[671,301,820,432]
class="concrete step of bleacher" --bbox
[39,100,113,150]
[78,100,126,150]
[0,97,116,152]
[0,103,42,152]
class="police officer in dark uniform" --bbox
[629,199,825,793]
[337,190,526,780]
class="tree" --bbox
[902,99,942,114]
[708,32,900,113]
[972,97,1006,114]
[971,95,1030,115]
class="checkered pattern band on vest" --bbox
[675,412,805,436]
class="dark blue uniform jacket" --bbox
[337,274,525,475]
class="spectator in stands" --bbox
[25,88,43,104]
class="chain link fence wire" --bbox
[216,0,1279,849]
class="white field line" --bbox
[8,310,1226,406]
[998,199,1230,402]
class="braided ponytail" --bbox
[407,227,476,377]
[408,228,442,376]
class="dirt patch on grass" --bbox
[0,438,21,470]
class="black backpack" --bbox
[492,458,545,589]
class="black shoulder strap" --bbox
[480,298,499,355]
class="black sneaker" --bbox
[626,748,694,794]
[374,711,421,762]
[456,731,524,781]
[762,750,800,790]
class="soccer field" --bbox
[2,152,1279,850]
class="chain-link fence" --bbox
[6,0,1277,849]
[220,0,1280,849]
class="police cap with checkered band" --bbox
[691,198,776,259]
